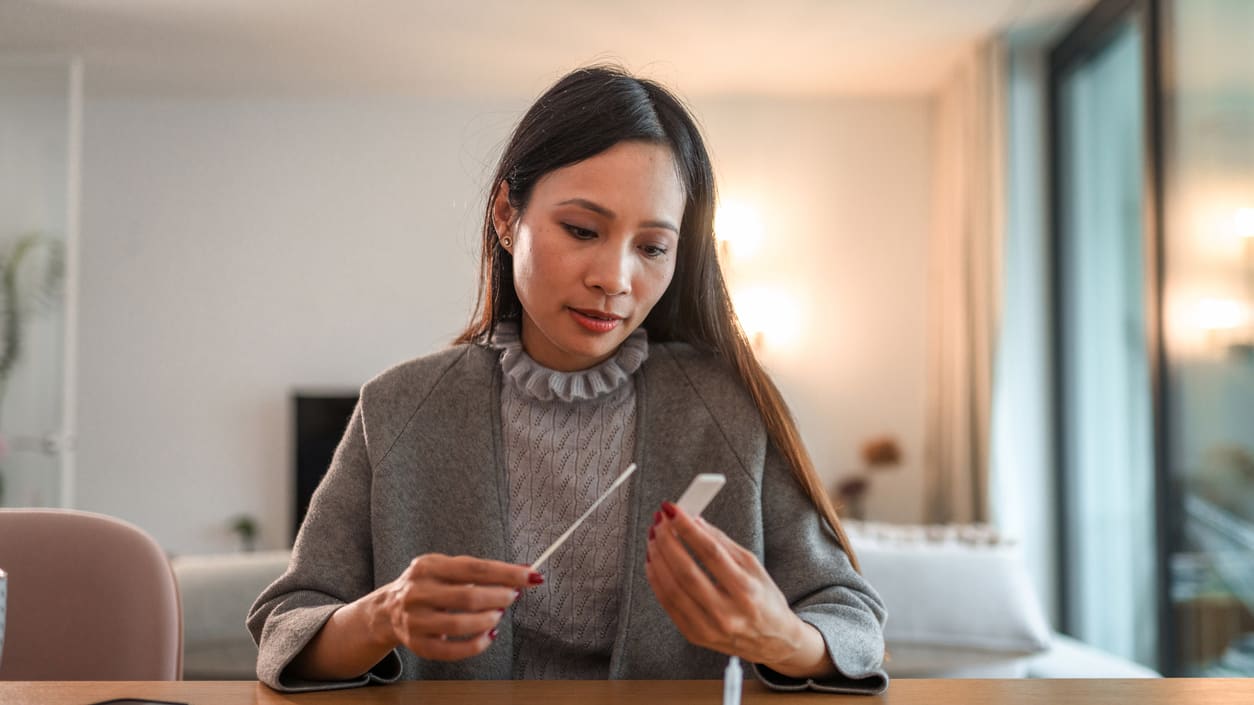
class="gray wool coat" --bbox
[247,340,888,694]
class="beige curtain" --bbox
[924,39,1007,524]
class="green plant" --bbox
[230,514,259,552]
[0,232,66,506]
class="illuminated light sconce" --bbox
[714,199,765,262]
[732,286,801,351]
[1232,207,1254,239]
[1195,297,1253,358]
[1188,206,1254,360]
[715,198,799,352]
[1196,298,1248,331]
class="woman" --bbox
[248,65,887,694]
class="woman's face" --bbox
[495,140,685,371]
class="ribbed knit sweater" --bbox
[490,321,648,679]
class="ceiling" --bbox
[0,0,1096,98]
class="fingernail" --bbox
[653,510,663,525]
[528,571,545,585]
[512,589,521,601]
[489,628,498,640]
[662,501,677,519]
[497,608,506,614]
[648,526,655,540]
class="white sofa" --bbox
[173,550,291,680]
[172,524,1159,680]
[844,521,1159,678]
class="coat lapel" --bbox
[609,346,730,678]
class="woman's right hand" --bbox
[370,554,541,661]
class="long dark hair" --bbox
[456,65,859,571]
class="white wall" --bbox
[78,93,932,554]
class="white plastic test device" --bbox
[674,473,726,517]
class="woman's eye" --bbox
[641,244,669,259]
[563,224,597,240]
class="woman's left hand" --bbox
[645,501,835,679]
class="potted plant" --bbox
[230,514,259,553]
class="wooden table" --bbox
[1,679,1251,705]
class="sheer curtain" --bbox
[924,40,1007,524]
[1055,22,1157,667]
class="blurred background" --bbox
[0,0,1250,678]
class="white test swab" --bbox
[529,462,638,571]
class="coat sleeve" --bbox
[246,400,403,692]
[752,443,889,695]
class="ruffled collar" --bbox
[489,320,648,402]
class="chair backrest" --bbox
[0,509,182,680]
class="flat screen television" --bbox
[292,392,358,544]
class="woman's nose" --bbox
[586,246,631,296]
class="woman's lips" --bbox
[569,307,623,333]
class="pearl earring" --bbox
[501,236,512,248]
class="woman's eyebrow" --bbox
[557,197,679,235]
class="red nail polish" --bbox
[489,628,498,640]
[528,572,545,585]
[648,526,655,540]
[497,608,506,614]
[662,501,677,519]
[653,510,663,525]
